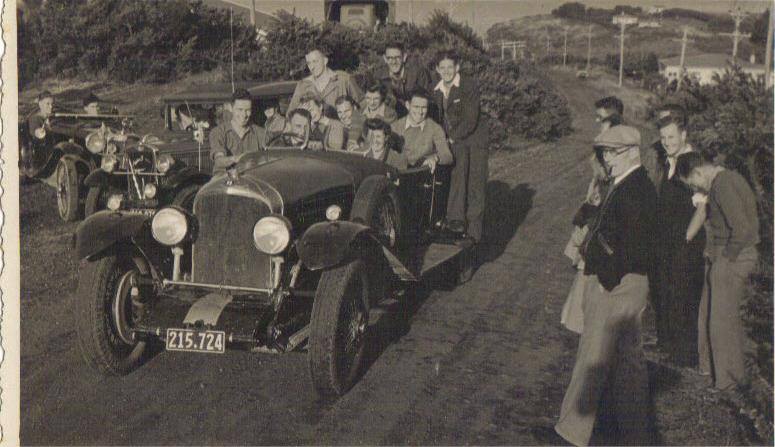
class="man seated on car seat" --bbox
[299,92,345,151]
[389,89,453,173]
[360,118,402,166]
[270,108,313,149]
[210,88,265,174]
[28,90,54,139]
[263,97,288,145]
[335,95,366,152]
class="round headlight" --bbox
[85,132,107,154]
[152,208,188,246]
[252,216,291,255]
[156,154,174,174]
[326,204,342,221]
[107,194,123,211]
[144,183,157,199]
[101,154,117,172]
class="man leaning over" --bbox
[210,89,265,174]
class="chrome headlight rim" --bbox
[85,131,107,154]
[155,154,174,174]
[143,182,157,199]
[101,154,117,173]
[252,215,292,255]
[151,207,190,246]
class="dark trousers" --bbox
[446,142,488,242]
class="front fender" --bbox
[297,221,376,271]
[84,169,113,187]
[74,211,151,261]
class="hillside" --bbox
[486,14,765,67]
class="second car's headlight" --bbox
[155,154,174,174]
[151,208,188,246]
[253,216,291,255]
[85,131,106,154]
[101,154,117,172]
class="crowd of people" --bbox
[555,95,760,446]
[209,43,490,244]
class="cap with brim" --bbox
[593,125,640,149]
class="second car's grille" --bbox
[192,193,271,289]
[167,150,213,175]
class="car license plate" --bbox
[166,328,226,354]
[127,208,156,216]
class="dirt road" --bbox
[20,69,750,445]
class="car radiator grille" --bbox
[169,150,213,174]
[192,193,271,289]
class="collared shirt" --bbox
[209,122,265,159]
[391,117,453,168]
[613,163,641,186]
[362,102,398,124]
[312,68,336,93]
[666,144,693,179]
[27,111,50,136]
[434,73,461,99]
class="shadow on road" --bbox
[480,181,535,263]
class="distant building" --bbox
[324,0,396,29]
[660,53,773,85]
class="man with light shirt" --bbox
[677,151,760,391]
[556,125,656,446]
[288,48,363,114]
[390,89,453,173]
[209,89,265,173]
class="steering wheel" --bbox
[265,131,310,151]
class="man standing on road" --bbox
[433,50,489,244]
[209,89,265,173]
[390,89,453,172]
[288,48,363,115]
[28,90,54,138]
[555,125,657,446]
[677,152,759,390]
[374,42,432,118]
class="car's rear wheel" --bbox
[56,158,81,222]
[74,254,149,375]
[308,259,370,398]
[351,175,401,249]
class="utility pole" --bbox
[545,26,551,62]
[677,26,695,91]
[249,0,256,27]
[586,25,592,72]
[720,7,750,59]
[766,6,773,88]
[613,12,638,87]
[563,27,569,67]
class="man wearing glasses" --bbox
[373,42,432,118]
[556,125,657,446]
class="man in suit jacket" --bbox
[288,48,363,114]
[433,50,490,244]
[555,125,657,446]
[373,42,433,118]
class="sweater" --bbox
[707,169,760,261]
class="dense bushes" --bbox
[651,67,773,443]
[18,0,257,85]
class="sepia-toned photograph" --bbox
[7,0,774,444]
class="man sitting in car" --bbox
[361,82,398,124]
[361,118,402,166]
[299,92,345,151]
[263,97,288,144]
[82,92,102,115]
[390,89,453,173]
[209,88,265,173]
[28,90,54,139]
[335,95,366,152]
[278,108,314,148]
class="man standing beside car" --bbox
[375,42,432,118]
[210,89,265,173]
[433,50,489,244]
[288,48,363,114]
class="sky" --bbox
[230,0,771,35]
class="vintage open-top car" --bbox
[73,137,473,398]
[84,81,297,215]
[19,109,133,221]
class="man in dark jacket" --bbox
[433,50,489,244]
[372,42,432,118]
[556,125,657,446]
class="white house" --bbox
[660,53,773,85]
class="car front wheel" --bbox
[308,259,370,398]
[56,158,81,222]
[74,254,149,375]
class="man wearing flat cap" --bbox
[82,92,101,115]
[555,125,657,446]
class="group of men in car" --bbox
[209,43,490,244]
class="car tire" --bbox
[172,184,200,213]
[308,259,370,398]
[56,158,82,222]
[350,175,401,249]
[74,255,148,376]
[85,186,108,217]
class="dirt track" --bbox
[20,69,751,445]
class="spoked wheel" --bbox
[75,254,149,375]
[56,158,81,221]
[308,259,370,398]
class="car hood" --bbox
[230,150,395,207]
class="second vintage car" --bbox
[83,81,297,215]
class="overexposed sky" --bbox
[234,0,770,35]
